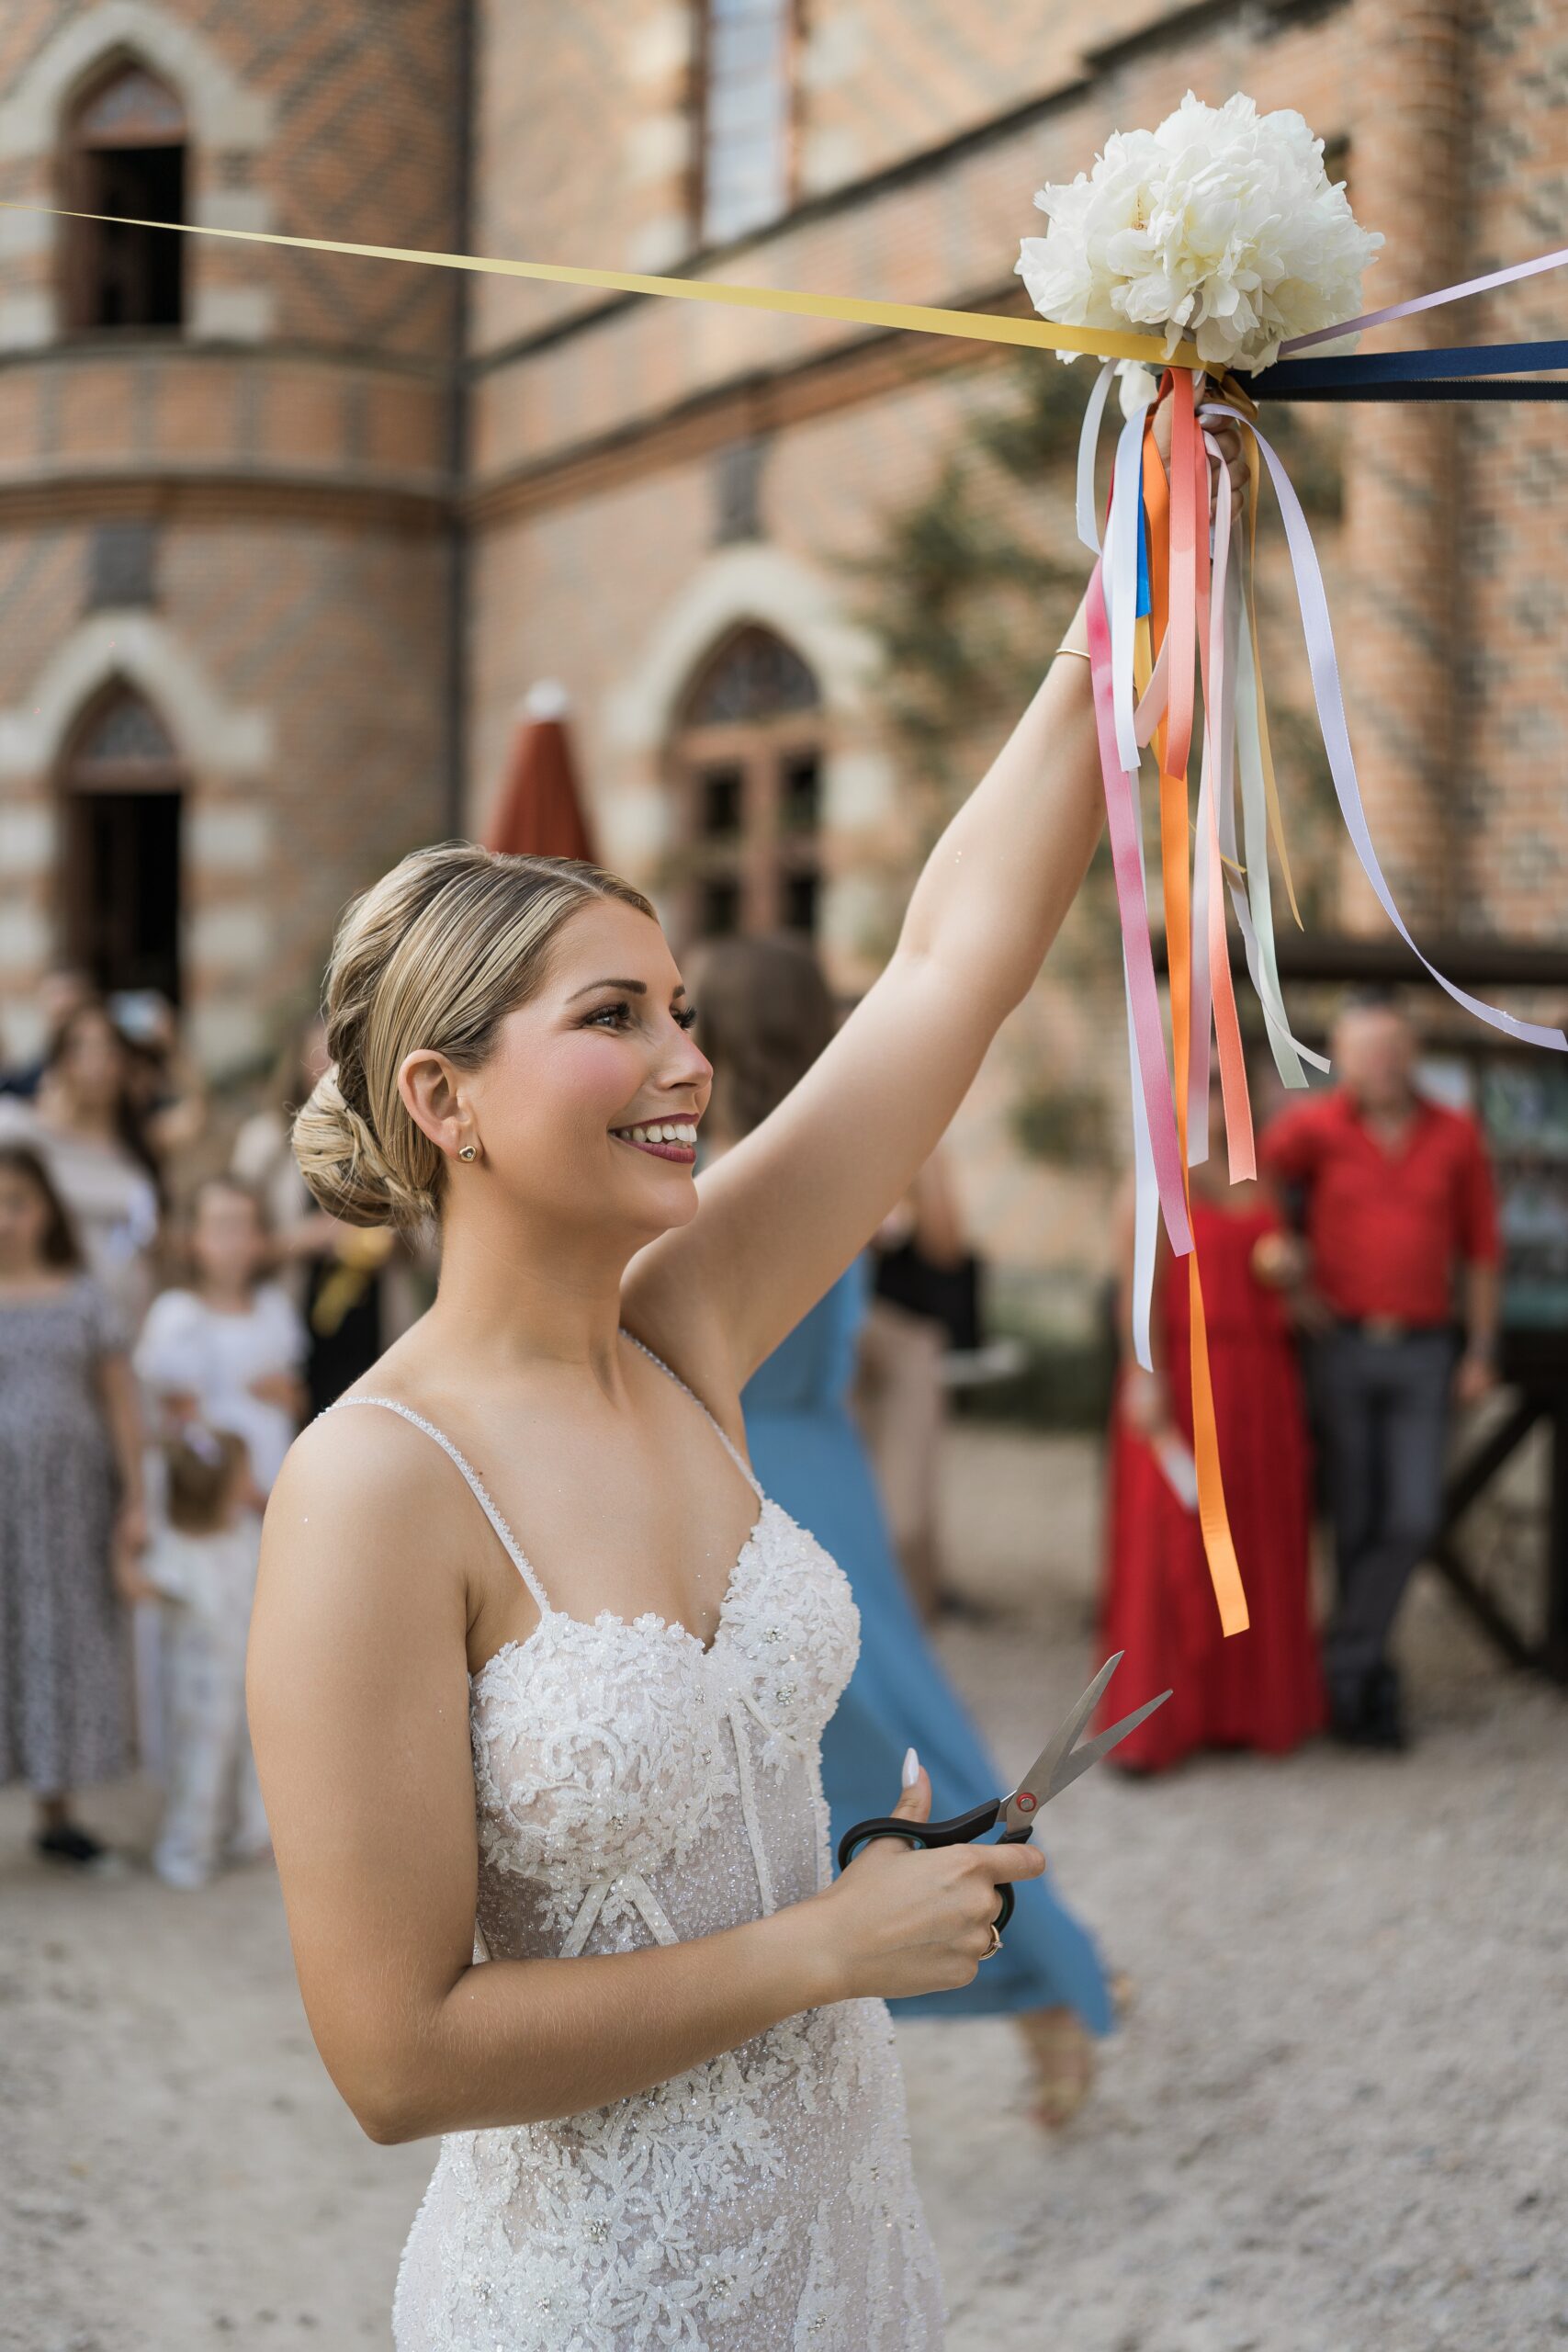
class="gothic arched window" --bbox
[671,624,823,942]
[60,684,185,1002]
[61,62,187,332]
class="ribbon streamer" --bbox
[1280,242,1568,356]
[0,202,1201,369]
[7,199,1563,401]
[1255,341,1568,402]
[1205,401,1568,1056]
[1088,560,1193,1263]
[1076,361,1118,552]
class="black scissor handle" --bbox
[837,1798,1021,1930]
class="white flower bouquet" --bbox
[1017,90,1382,377]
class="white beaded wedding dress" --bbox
[335,1338,943,2352]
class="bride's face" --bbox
[462,899,712,1242]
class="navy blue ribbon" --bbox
[1241,339,1568,403]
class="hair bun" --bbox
[291,1065,428,1229]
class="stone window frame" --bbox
[692,0,805,248]
[0,2,275,351]
[58,58,188,335]
[57,679,188,1003]
[670,622,826,943]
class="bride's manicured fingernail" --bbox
[901,1747,919,1790]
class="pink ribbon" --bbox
[1087,560,1193,1256]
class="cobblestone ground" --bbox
[3,1427,1565,2352]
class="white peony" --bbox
[1017,90,1382,374]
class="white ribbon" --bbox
[1205,402,1564,1049]
[1076,360,1118,554]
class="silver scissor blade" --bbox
[1049,1689,1173,1797]
[1001,1653,1125,1835]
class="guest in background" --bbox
[0,966,94,1100]
[133,1177,305,1884]
[141,1423,269,1889]
[135,1177,307,1509]
[0,1001,162,1331]
[1261,993,1500,1749]
[231,1014,338,1287]
[1102,1070,1324,1772]
[698,934,1111,2126]
[0,1144,151,1871]
[857,1149,969,1617]
[110,989,209,1172]
[232,1014,425,1413]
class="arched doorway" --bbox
[670,624,824,944]
[59,684,185,1003]
[60,60,186,332]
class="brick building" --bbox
[0,1,1562,1296]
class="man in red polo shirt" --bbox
[1261,995,1500,1748]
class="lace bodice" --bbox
[332,1338,942,2351]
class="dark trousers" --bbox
[1308,1328,1456,1699]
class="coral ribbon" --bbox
[1193,424,1255,1182]
[1160,379,1249,1638]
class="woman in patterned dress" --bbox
[249,413,1247,2346]
[0,1001,162,1335]
[0,1145,151,1869]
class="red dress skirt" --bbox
[1101,1197,1325,1770]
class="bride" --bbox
[249,407,1245,2350]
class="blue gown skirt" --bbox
[742,1263,1111,2028]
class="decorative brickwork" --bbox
[0,0,457,1069]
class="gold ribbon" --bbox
[0,203,1201,369]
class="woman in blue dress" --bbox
[696,935,1111,2123]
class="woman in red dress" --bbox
[1101,1114,1325,1770]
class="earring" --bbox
[457,1142,479,1163]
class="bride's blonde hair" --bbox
[293,842,656,1229]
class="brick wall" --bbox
[0,1,460,1071]
[1461,0,1568,937]
[0,508,448,1068]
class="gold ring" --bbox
[980,1923,1003,1962]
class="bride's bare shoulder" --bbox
[275,1391,436,1502]
[258,1396,469,1636]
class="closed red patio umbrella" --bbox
[484,681,598,864]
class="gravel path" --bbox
[4,1427,1564,2352]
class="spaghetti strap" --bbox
[323,1396,553,1618]
[620,1329,765,1503]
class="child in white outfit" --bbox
[135,1180,307,1500]
[144,1425,267,1889]
[134,1179,306,1888]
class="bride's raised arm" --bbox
[632,410,1245,1389]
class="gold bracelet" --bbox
[1054,644,1093,665]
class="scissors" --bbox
[836,1653,1171,1930]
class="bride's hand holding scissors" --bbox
[816,1657,1170,2004]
